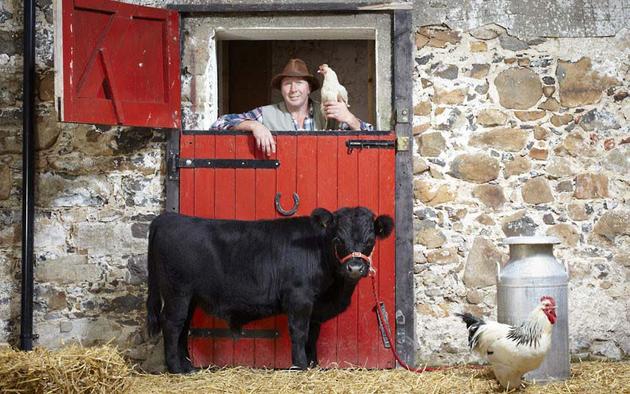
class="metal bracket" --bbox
[396,136,410,152]
[168,155,280,181]
[346,139,396,154]
[375,302,392,349]
[167,152,179,181]
[395,107,410,124]
[177,159,280,169]
[189,328,279,339]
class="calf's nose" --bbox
[346,261,366,278]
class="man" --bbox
[211,58,373,156]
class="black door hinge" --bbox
[168,153,279,181]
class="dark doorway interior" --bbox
[219,40,376,125]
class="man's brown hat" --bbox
[270,58,320,91]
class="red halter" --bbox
[334,247,372,265]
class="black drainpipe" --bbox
[20,0,36,351]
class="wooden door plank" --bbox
[253,145,277,368]
[295,135,317,216]
[274,135,298,368]
[188,134,216,367]
[232,134,257,366]
[356,143,381,368]
[179,134,195,216]
[336,135,359,367]
[315,135,338,367]
[377,135,396,369]
[212,134,237,366]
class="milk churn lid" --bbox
[503,236,561,245]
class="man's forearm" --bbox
[232,120,259,132]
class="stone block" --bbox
[514,110,546,122]
[449,152,499,183]
[575,173,609,199]
[567,202,590,221]
[415,222,446,249]
[533,126,550,140]
[504,155,531,177]
[578,109,621,131]
[418,131,446,157]
[495,68,542,109]
[37,174,111,207]
[522,177,554,204]
[546,156,577,178]
[469,41,487,52]
[433,86,467,105]
[0,164,11,200]
[602,146,630,174]
[538,97,560,112]
[76,222,147,256]
[529,147,549,160]
[546,223,580,246]
[551,113,574,127]
[502,211,538,236]
[35,255,101,284]
[543,85,556,98]
[426,247,459,265]
[469,127,529,152]
[472,184,506,210]
[468,63,490,79]
[413,100,432,116]
[556,57,619,107]
[413,180,456,206]
[593,211,629,242]
[463,237,505,288]
[476,109,507,127]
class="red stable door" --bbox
[180,131,397,369]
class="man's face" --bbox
[280,77,311,109]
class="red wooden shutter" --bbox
[55,0,180,128]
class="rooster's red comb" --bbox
[540,295,556,305]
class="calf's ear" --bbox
[374,215,394,239]
[311,208,334,230]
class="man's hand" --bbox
[237,120,276,157]
[323,101,360,130]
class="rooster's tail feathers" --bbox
[455,312,486,350]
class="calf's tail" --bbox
[146,220,162,337]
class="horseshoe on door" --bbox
[274,192,299,216]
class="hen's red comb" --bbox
[540,295,556,305]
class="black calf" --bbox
[146,207,393,373]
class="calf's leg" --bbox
[287,303,313,369]
[161,295,193,373]
[305,321,321,367]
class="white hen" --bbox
[456,296,557,390]
[317,64,349,130]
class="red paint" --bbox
[60,0,180,128]
[183,133,396,369]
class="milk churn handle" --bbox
[496,262,501,278]
[563,259,569,273]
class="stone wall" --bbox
[411,24,629,364]
[0,0,628,368]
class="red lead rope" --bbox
[336,246,481,373]
[369,274,484,373]
[369,274,446,373]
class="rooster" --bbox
[456,296,557,390]
[317,64,349,130]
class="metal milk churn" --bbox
[497,236,569,382]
